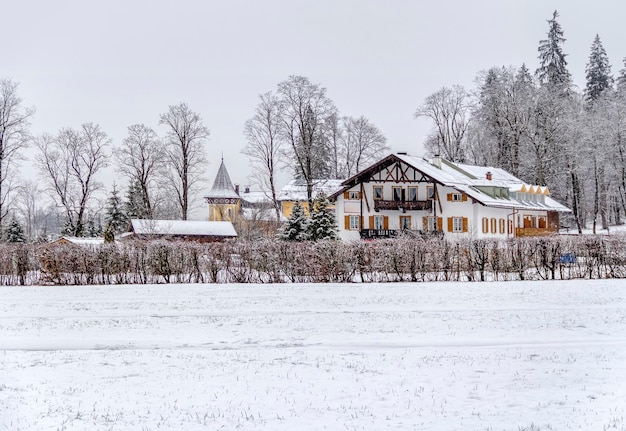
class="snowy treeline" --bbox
[2,234,626,285]
[417,11,626,234]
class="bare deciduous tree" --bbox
[415,85,471,162]
[277,75,337,208]
[243,92,283,221]
[0,79,34,233]
[115,124,165,218]
[340,115,388,178]
[159,103,209,220]
[36,123,110,236]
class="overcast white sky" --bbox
[5,0,626,204]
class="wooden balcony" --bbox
[515,227,558,237]
[374,199,432,212]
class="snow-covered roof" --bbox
[130,219,237,237]
[240,190,273,205]
[338,153,571,213]
[205,159,239,199]
[53,236,107,246]
[277,179,344,202]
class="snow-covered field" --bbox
[1,281,625,430]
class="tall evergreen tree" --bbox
[584,34,613,104]
[125,180,150,219]
[105,184,128,234]
[4,216,26,243]
[536,10,571,89]
[307,192,338,241]
[616,58,626,93]
[279,201,309,241]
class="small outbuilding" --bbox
[125,219,237,242]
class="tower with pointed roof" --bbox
[204,159,240,222]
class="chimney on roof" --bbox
[432,154,442,169]
[244,185,250,194]
[235,184,240,195]
[486,171,493,181]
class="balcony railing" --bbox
[374,199,432,212]
[360,229,444,240]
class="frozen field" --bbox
[1,280,625,430]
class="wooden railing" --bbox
[374,200,432,211]
[515,227,558,237]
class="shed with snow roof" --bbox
[125,219,237,242]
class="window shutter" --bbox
[344,215,350,229]
[383,216,389,230]
[462,194,468,202]
[359,216,363,229]
[447,193,452,201]
[343,191,349,199]
[437,217,443,231]
[369,216,374,229]
[357,192,362,199]
[482,217,488,233]
[447,217,453,232]
[462,217,468,232]
[422,217,428,230]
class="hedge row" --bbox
[0,235,624,285]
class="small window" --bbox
[348,191,359,200]
[482,217,488,234]
[373,186,383,200]
[499,218,505,234]
[400,216,411,230]
[373,215,384,230]
[427,186,434,199]
[408,186,418,202]
[452,193,463,202]
[349,215,360,230]
[490,218,497,234]
[426,216,439,231]
[508,219,513,234]
[392,187,402,202]
[452,217,463,233]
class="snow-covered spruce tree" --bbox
[105,184,128,234]
[536,10,571,90]
[584,34,613,105]
[308,192,338,241]
[4,216,26,243]
[125,179,150,219]
[279,201,309,241]
[616,58,626,94]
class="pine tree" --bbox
[125,179,151,219]
[279,201,310,241]
[106,184,128,234]
[536,10,571,89]
[616,58,626,93]
[308,192,338,241]
[584,34,613,104]
[4,217,26,243]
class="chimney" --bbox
[235,184,240,195]
[432,154,442,169]
[486,171,492,181]
[244,185,250,194]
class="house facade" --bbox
[277,179,344,219]
[330,153,570,241]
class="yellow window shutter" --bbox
[358,192,362,199]
[447,217,453,232]
[462,194,468,202]
[369,215,374,229]
[343,191,349,199]
[463,218,468,232]
[447,193,452,201]
[359,216,363,229]
[344,215,350,229]
[383,216,389,230]
[437,217,443,231]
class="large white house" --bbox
[330,153,571,241]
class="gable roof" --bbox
[205,159,239,199]
[277,179,344,202]
[129,219,237,237]
[332,153,570,213]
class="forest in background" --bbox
[1,10,624,242]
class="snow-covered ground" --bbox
[1,281,625,430]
